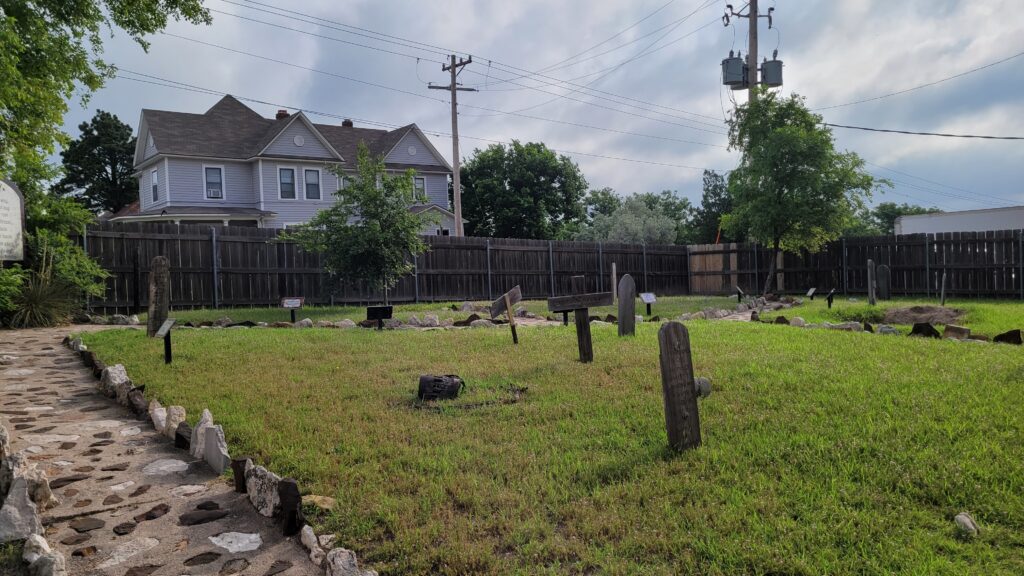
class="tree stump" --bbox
[658,322,701,451]
[147,256,170,337]
[617,274,636,337]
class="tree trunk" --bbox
[761,241,780,296]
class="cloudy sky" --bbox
[64,0,1023,211]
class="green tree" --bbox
[286,144,432,296]
[725,88,883,293]
[574,197,677,245]
[635,190,692,244]
[585,187,621,219]
[54,110,137,213]
[690,170,742,244]
[0,0,210,182]
[459,141,588,239]
[871,202,940,234]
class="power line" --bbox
[825,122,1024,140]
[865,160,1020,206]
[814,49,1024,111]
[112,72,729,172]
[221,0,725,126]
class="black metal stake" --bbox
[377,319,384,331]
[164,331,172,364]
[646,303,652,317]
[290,309,296,323]
[562,312,568,326]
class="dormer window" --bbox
[204,166,224,199]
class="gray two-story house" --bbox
[115,95,457,233]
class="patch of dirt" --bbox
[883,306,964,326]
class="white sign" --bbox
[280,297,304,309]
[0,180,24,261]
[640,292,657,304]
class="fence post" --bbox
[413,255,419,303]
[486,239,492,300]
[924,235,930,298]
[548,240,555,297]
[642,243,648,292]
[210,226,220,309]
[751,242,757,294]
[1019,230,1023,300]
[597,242,603,292]
[686,245,693,295]
[841,237,848,295]
[132,247,141,314]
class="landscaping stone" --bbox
[204,424,230,474]
[336,319,357,328]
[245,461,281,517]
[150,404,167,432]
[142,458,188,476]
[301,525,326,566]
[209,531,263,553]
[470,319,496,328]
[110,314,133,325]
[190,409,214,459]
[22,533,51,564]
[943,325,971,340]
[878,324,899,335]
[175,422,192,450]
[163,405,186,439]
[179,509,229,526]
[790,317,806,327]
[68,516,104,533]
[993,329,1022,345]
[0,477,42,542]
[271,321,293,328]
[27,551,67,576]
[99,364,130,399]
[0,424,8,459]
[773,316,789,325]
[295,318,314,328]
[954,512,979,539]
[909,322,941,338]
[694,377,712,399]
[96,537,160,569]
[212,316,234,327]
[325,548,361,576]
[220,557,250,574]
[315,320,335,328]
[421,314,440,327]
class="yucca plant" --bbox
[8,247,76,328]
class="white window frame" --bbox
[203,164,225,200]
[414,176,426,197]
[151,169,159,202]
[277,166,298,200]
[337,174,349,191]
[304,168,322,201]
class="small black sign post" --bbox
[547,292,613,363]
[281,297,304,323]
[826,288,836,309]
[735,285,745,303]
[806,287,816,300]
[640,292,656,317]
[155,318,176,365]
[367,305,393,330]
[490,285,523,345]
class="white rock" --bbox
[109,481,135,491]
[169,484,207,498]
[325,548,362,576]
[5,368,35,377]
[163,406,186,439]
[336,319,356,328]
[101,364,130,400]
[318,534,337,549]
[204,424,230,474]
[295,318,314,328]
[635,315,644,323]
[150,406,167,431]
[21,407,52,412]
[0,477,42,542]
[955,512,979,538]
[23,446,43,454]
[84,420,125,429]
[301,525,326,566]
[96,537,159,568]
[119,426,141,437]
[27,552,66,576]
[22,533,51,564]
[209,532,263,553]
[0,355,17,365]
[142,458,188,476]
[52,461,72,468]
[469,319,495,328]
[190,409,214,459]
[23,434,79,445]
[421,314,439,328]
[790,316,807,327]
[244,462,281,517]
[0,425,9,460]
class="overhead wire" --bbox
[825,122,1024,140]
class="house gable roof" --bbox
[136,95,451,174]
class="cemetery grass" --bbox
[136,295,737,326]
[81,320,1024,575]
[0,541,26,575]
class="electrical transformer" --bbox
[761,58,783,87]
[721,51,746,86]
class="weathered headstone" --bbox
[909,322,941,339]
[490,286,522,345]
[876,264,891,300]
[617,274,636,337]
[230,457,251,493]
[278,478,304,536]
[657,322,701,451]
[866,259,877,306]
[548,291,613,363]
[940,271,948,306]
[146,256,170,337]
[993,329,1022,345]
[942,324,970,340]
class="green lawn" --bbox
[80,301,1024,575]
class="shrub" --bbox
[0,266,25,315]
[7,256,77,328]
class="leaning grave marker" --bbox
[617,274,637,337]
[490,285,523,345]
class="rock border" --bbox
[62,335,378,575]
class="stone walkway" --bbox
[0,327,316,575]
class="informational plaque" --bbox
[280,297,304,309]
[0,179,25,261]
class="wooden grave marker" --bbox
[640,292,656,316]
[658,322,701,451]
[147,256,170,337]
[490,285,523,345]
[367,305,393,330]
[548,291,613,363]
[876,264,891,300]
[617,274,637,337]
[867,259,877,305]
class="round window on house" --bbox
[294,135,305,147]
[408,145,417,156]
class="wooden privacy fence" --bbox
[79,223,1024,314]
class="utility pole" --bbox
[429,55,476,237]
[747,0,758,102]
[724,2,776,101]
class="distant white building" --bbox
[894,206,1024,235]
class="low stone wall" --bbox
[64,336,379,576]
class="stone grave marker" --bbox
[617,274,637,337]
[658,322,701,451]
[867,259,877,305]
[548,291,613,363]
[490,285,522,345]
[146,256,170,337]
[876,264,891,300]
